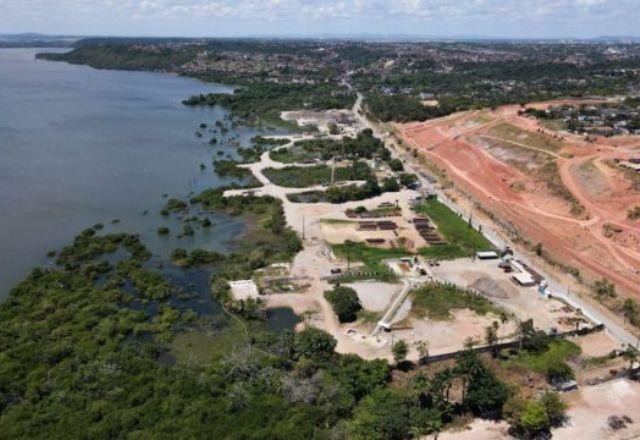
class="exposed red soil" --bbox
[400,102,640,298]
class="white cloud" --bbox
[0,0,638,37]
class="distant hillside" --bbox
[0,33,78,48]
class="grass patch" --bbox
[410,282,503,320]
[270,141,330,163]
[414,199,493,259]
[487,122,562,152]
[320,218,357,225]
[263,162,372,188]
[287,190,328,203]
[501,339,581,375]
[332,242,410,282]
[270,147,311,164]
[169,329,234,365]
[582,353,617,368]
[169,316,285,366]
[357,309,381,324]
[419,244,469,259]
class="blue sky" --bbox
[1,0,639,39]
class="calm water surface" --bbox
[0,48,264,297]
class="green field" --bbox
[501,339,581,376]
[415,199,493,259]
[263,162,372,188]
[270,139,338,163]
[332,242,410,282]
[410,282,504,320]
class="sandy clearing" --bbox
[392,308,516,356]
[347,281,401,312]
[430,259,584,333]
[570,330,623,358]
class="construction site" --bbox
[399,101,640,300]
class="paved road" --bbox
[350,86,640,349]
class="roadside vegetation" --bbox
[591,278,640,329]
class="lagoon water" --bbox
[0,49,261,297]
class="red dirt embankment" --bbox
[400,103,640,298]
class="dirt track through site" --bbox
[400,102,640,298]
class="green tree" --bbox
[382,177,400,192]
[540,391,567,425]
[333,354,391,401]
[324,285,362,323]
[504,392,567,437]
[347,388,411,440]
[388,158,404,172]
[546,361,574,383]
[593,278,616,300]
[399,172,418,187]
[623,344,639,370]
[416,340,430,365]
[392,340,408,364]
[484,321,500,357]
[293,327,337,363]
[456,349,511,418]
[621,298,640,326]
[520,401,550,433]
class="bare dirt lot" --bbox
[431,259,586,333]
[437,379,640,440]
[347,281,400,312]
[400,102,640,299]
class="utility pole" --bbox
[302,215,305,241]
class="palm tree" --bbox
[485,321,500,357]
[416,340,430,366]
[516,319,535,352]
[623,343,639,371]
